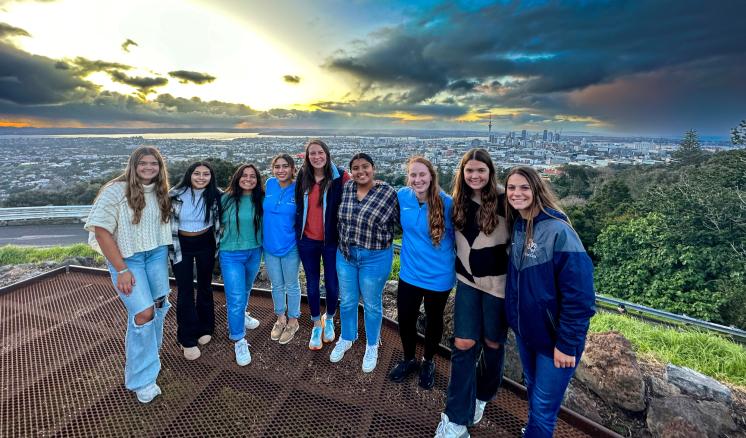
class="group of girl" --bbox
[85,141,594,438]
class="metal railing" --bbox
[0,205,91,221]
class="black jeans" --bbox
[396,279,449,361]
[173,231,216,348]
[444,281,507,426]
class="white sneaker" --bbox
[434,413,469,438]
[182,345,201,361]
[362,344,379,373]
[244,312,260,330]
[135,383,161,404]
[234,338,251,366]
[473,399,487,425]
[329,339,353,363]
[197,334,212,345]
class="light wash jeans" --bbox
[219,248,262,341]
[336,246,393,346]
[107,245,171,392]
[264,246,301,319]
[516,334,580,437]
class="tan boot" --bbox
[279,320,299,345]
[271,319,286,341]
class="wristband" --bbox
[117,267,130,275]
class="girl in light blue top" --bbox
[219,163,263,367]
[262,154,302,345]
[389,156,455,390]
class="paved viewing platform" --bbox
[1,267,616,437]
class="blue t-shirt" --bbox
[262,177,297,256]
[397,187,456,292]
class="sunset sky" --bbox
[0,0,744,136]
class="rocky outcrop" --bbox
[647,396,738,438]
[666,364,732,405]
[574,331,647,412]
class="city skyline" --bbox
[0,0,744,137]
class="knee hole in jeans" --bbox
[484,339,502,349]
[134,306,155,325]
[454,337,476,350]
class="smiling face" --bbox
[272,157,293,184]
[135,154,160,184]
[190,165,211,189]
[506,173,534,216]
[408,162,431,199]
[351,158,375,187]
[463,159,489,195]
[239,167,258,194]
[307,143,327,170]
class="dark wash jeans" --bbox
[444,280,508,426]
[297,237,339,320]
[173,231,216,348]
[516,334,580,437]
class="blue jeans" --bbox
[219,248,262,341]
[516,334,579,437]
[336,246,393,346]
[107,245,171,392]
[297,237,339,321]
[264,246,301,319]
[445,280,508,426]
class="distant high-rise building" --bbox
[554,132,561,142]
[543,129,548,141]
[521,129,527,140]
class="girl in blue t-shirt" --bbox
[388,156,455,390]
[263,154,302,345]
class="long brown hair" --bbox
[295,139,333,206]
[407,156,446,246]
[224,163,264,235]
[452,148,501,234]
[102,146,170,224]
[504,166,569,253]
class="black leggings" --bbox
[396,279,450,361]
[173,231,216,348]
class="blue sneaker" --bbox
[362,344,379,373]
[309,325,323,350]
[234,338,251,366]
[322,314,335,343]
[136,383,161,404]
[330,338,352,362]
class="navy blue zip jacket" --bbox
[505,209,596,358]
[294,164,346,247]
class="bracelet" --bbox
[117,267,129,275]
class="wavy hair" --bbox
[172,160,222,225]
[451,148,500,234]
[504,166,569,253]
[102,146,170,224]
[224,163,264,236]
[406,156,446,246]
[295,139,332,206]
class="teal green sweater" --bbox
[220,193,261,251]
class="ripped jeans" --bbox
[108,245,171,392]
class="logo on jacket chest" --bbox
[525,240,539,259]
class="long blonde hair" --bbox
[407,156,445,246]
[452,148,500,234]
[504,166,569,253]
[102,146,171,224]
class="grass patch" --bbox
[0,244,102,265]
[590,312,746,387]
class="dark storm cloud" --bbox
[315,99,468,118]
[0,43,95,105]
[168,70,216,85]
[0,22,30,40]
[121,38,138,53]
[283,75,301,84]
[110,70,168,95]
[326,0,746,133]
[68,57,132,75]
[155,94,256,116]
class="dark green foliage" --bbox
[168,158,239,190]
[672,129,706,165]
[731,119,746,145]
[551,165,601,199]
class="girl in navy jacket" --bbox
[504,166,595,438]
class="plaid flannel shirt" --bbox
[337,180,399,260]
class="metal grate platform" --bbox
[1,267,616,437]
